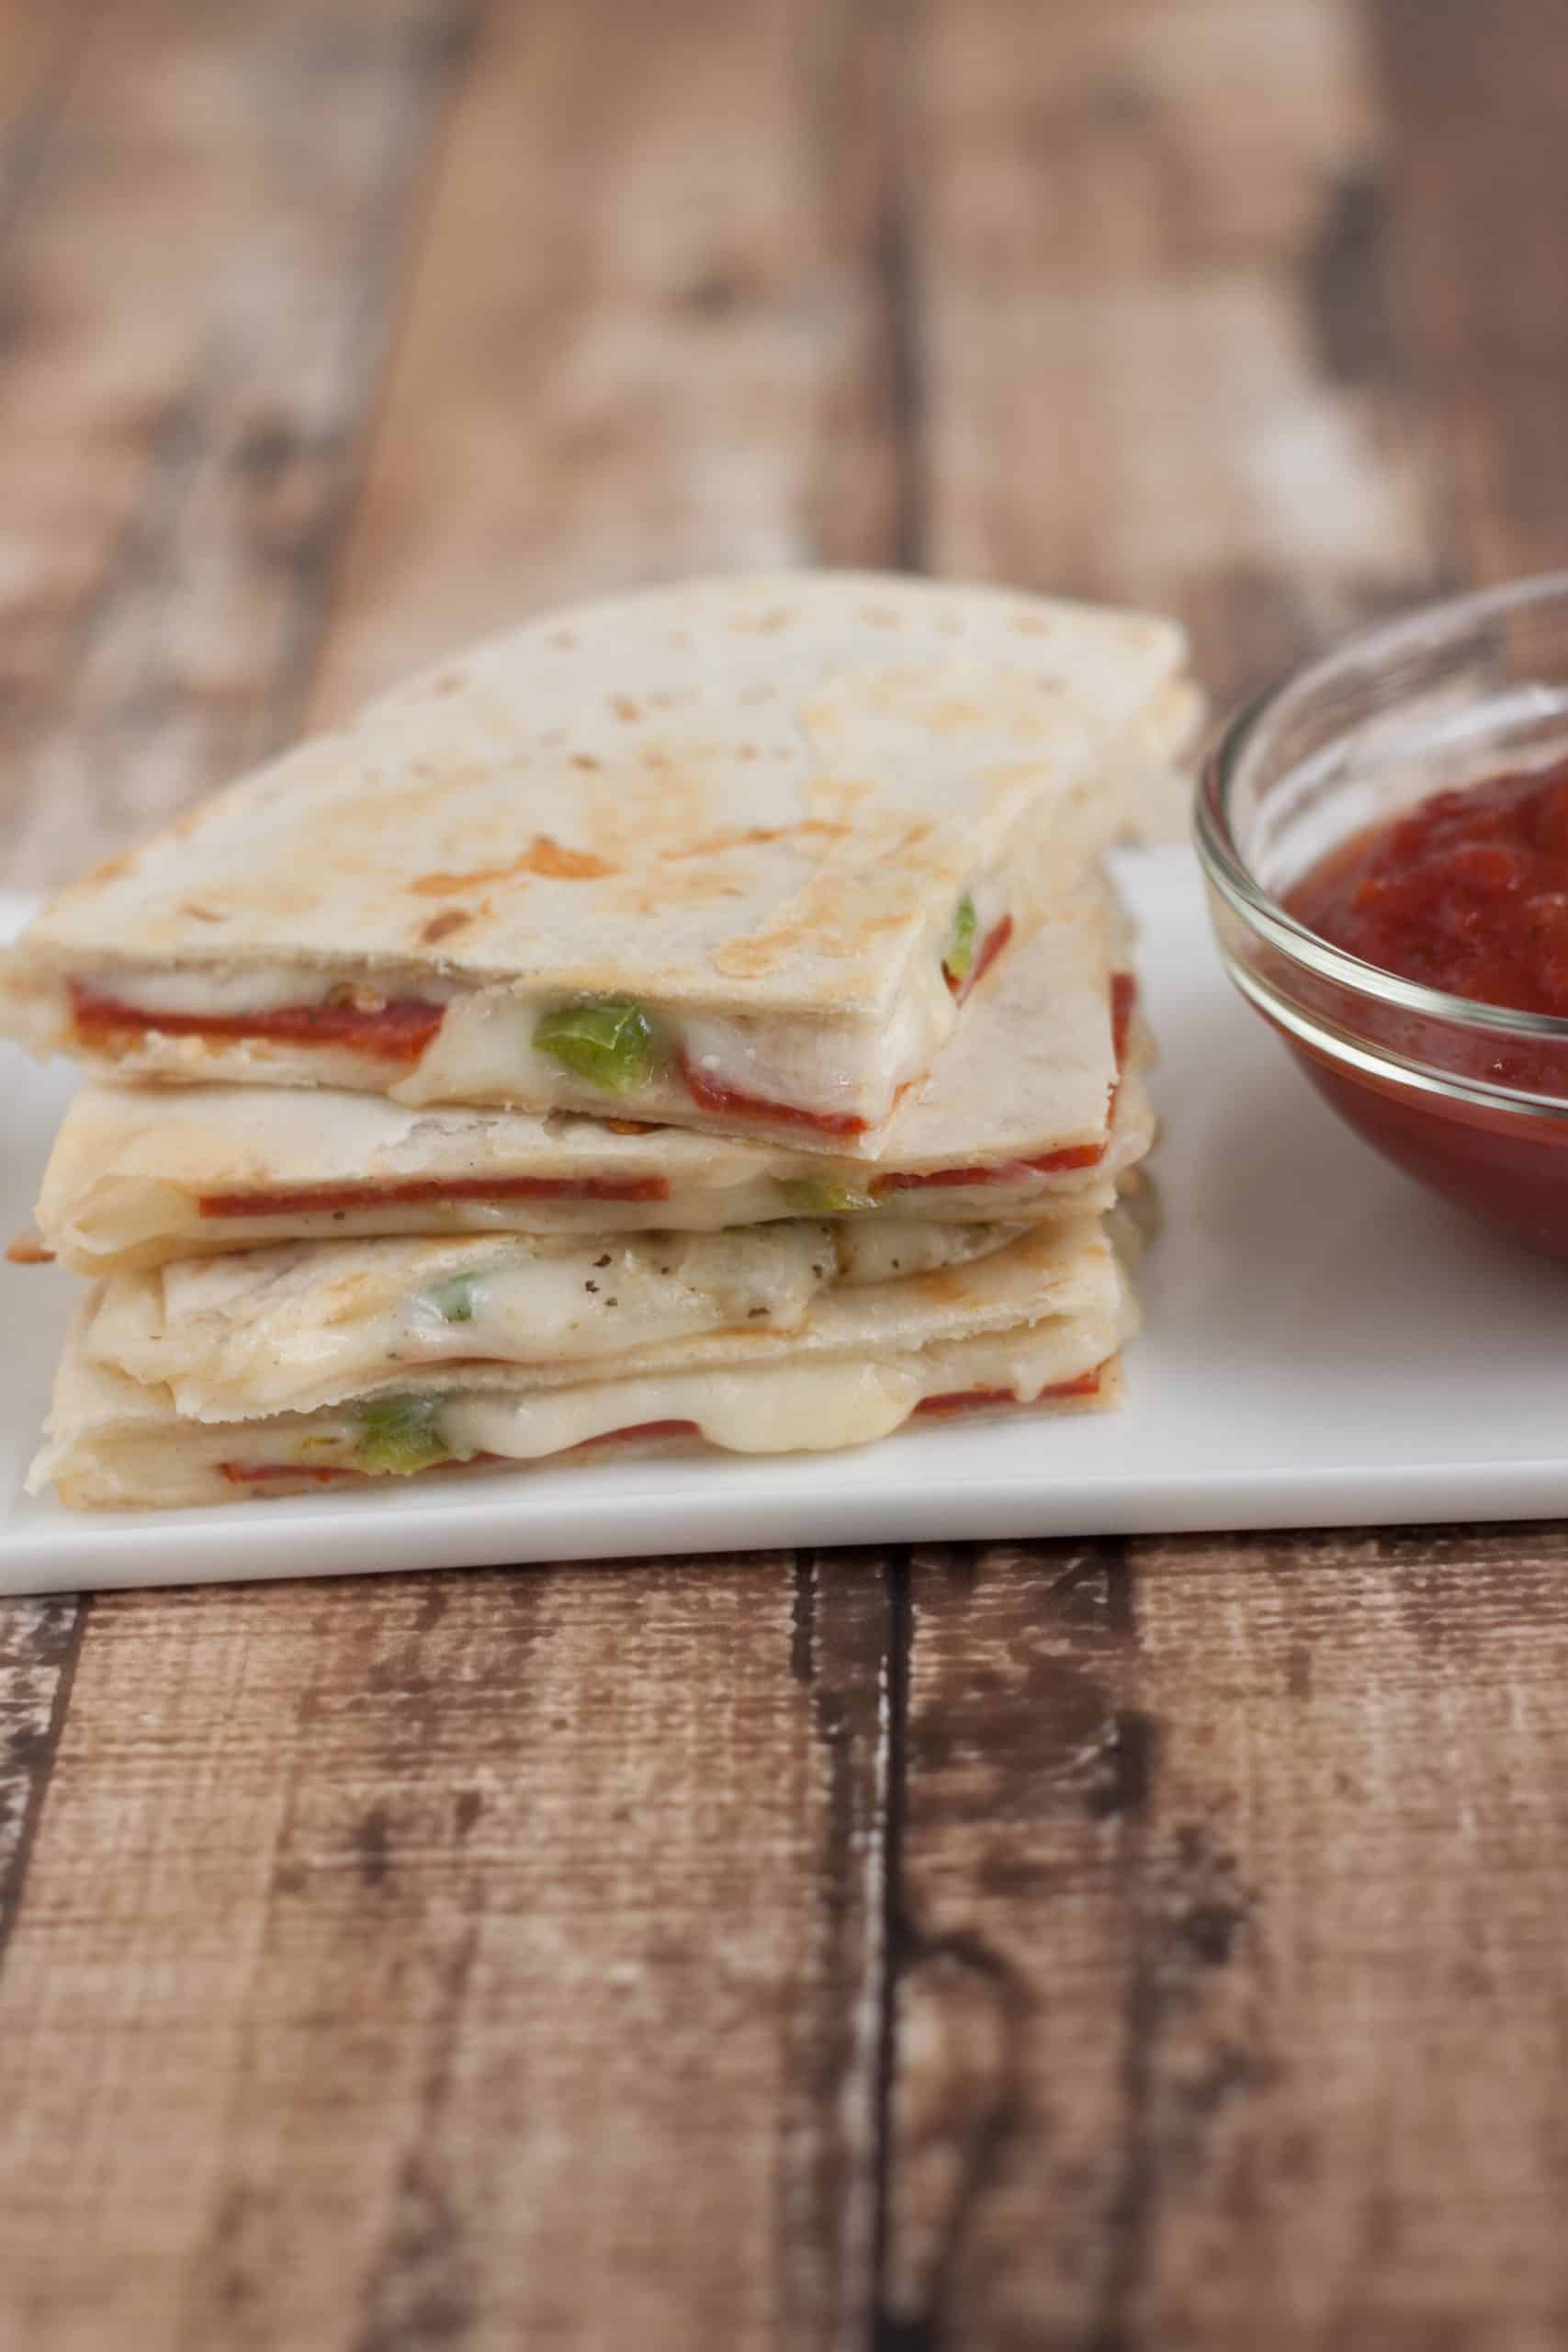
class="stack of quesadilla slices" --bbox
[2,573,1198,1510]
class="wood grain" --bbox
[0,0,474,888]
[870,2,1568,2345]
[913,0,1437,702]
[0,0,96,248]
[310,0,902,717]
[883,1534,1568,2351]
[1,4,908,2346]
[1371,0,1568,584]
[0,1594,84,1953]
[0,1560,888,2352]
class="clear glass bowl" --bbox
[1194,571,1568,1257]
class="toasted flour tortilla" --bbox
[33,901,1152,1272]
[35,1218,1134,1510]
[82,1219,1042,1421]
[2,572,1194,1148]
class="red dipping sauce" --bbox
[1283,759,1568,1253]
[1291,761,1568,1027]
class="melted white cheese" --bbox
[77,865,1010,1131]
[430,1307,1124,1464]
[831,1221,1025,1286]
[444,1360,929,1457]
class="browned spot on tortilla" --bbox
[611,696,641,722]
[1011,614,1049,636]
[663,820,849,862]
[525,836,614,879]
[708,826,935,975]
[73,847,137,891]
[181,902,225,923]
[570,753,602,771]
[6,1227,52,1266]
[410,835,615,895]
[420,908,473,945]
[433,671,467,695]
[548,628,580,650]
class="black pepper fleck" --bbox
[593,1252,612,1268]
[585,1280,599,1294]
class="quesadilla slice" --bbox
[2,572,1193,1149]
[31,900,1153,1272]
[33,1217,1133,1510]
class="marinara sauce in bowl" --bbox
[1195,572,1568,1256]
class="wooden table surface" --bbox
[3,4,1566,2346]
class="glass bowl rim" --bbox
[1193,566,1568,1046]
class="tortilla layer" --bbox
[34,902,1151,1272]
[34,1219,1134,1510]
[2,572,1194,1143]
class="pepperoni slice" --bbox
[200,1171,671,1219]
[1110,969,1136,1064]
[912,1365,1105,1416]
[680,1059,874,1137]
[71,983,445,1063]
[945,913,1015,1001]
[220,1460,364,1487]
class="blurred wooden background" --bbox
[4,3,1568,2347]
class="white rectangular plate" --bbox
[5,850,1568,1595]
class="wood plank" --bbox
[880,0,1568,2342]
[0,0,96,1849]
[0,1558,888,2352]
[0,0,472,2073]
[1371,0,1568,582]
[880,1543,1143,2345]
[884,1532,1568,2347]
[0,0,475,887]
[309,0,901,716]
[0,0,99,249]
[0,1593,85,1952]
[0,4,906,2345]
[912,0,1436,702]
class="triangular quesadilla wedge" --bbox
[30,900,1153,1272]
[34,1219,1134,1510]
[2,572,1194,1150]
